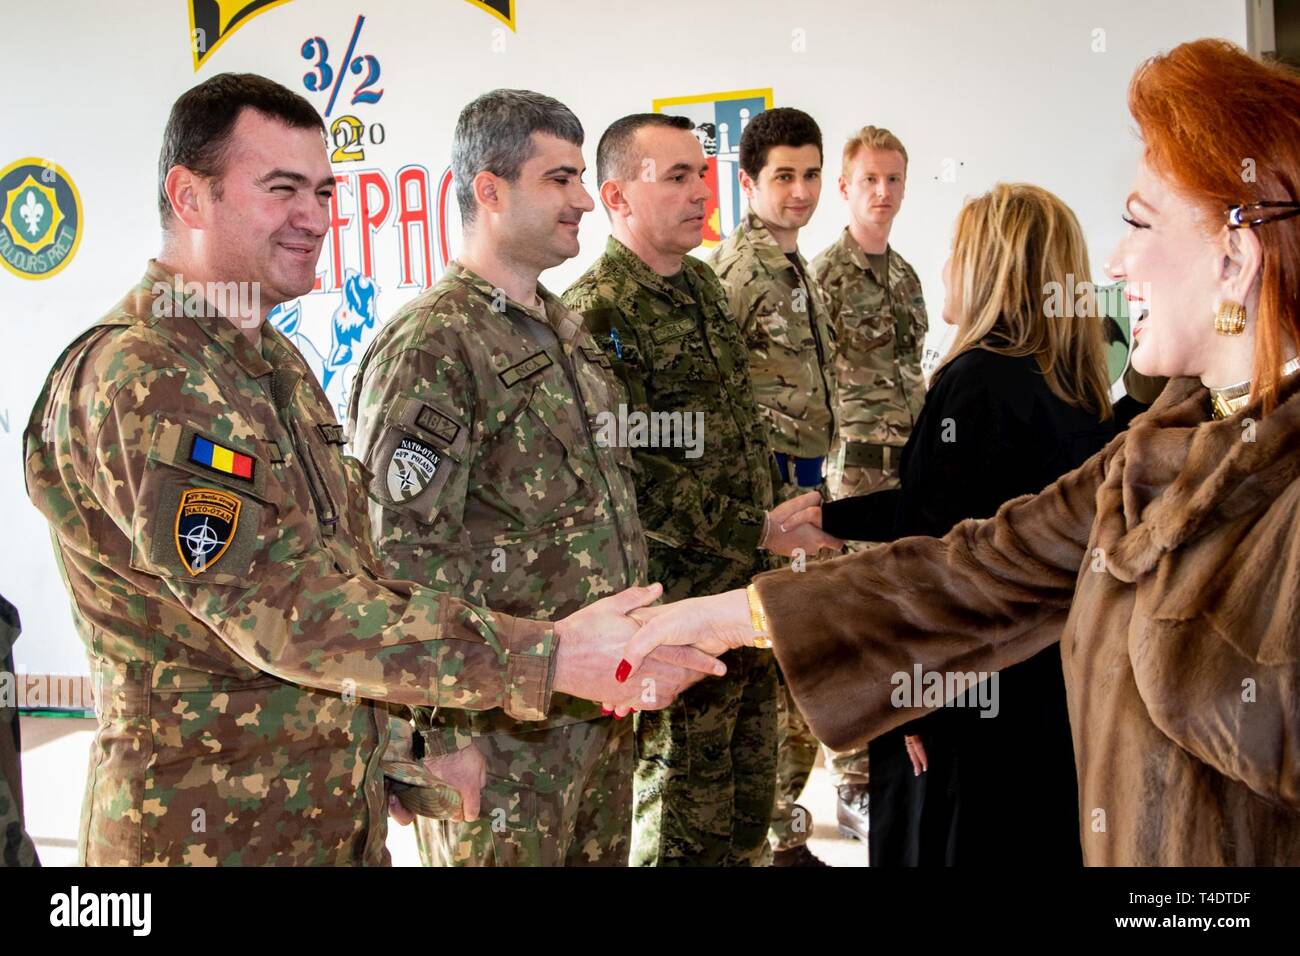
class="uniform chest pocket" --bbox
[292,413,356,538]
[130,421,278,588]
[649,317,722,383]
[752,299,816,355]
[843,312,896,358]
[574,346,625,416]
[484,383,598,527]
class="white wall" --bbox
[1,0,1248,677]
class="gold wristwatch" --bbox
[746,583,773,649]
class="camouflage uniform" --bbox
[1,595,39,867]
[811,228,927,502]
[810,229,928,791]
[564,237,779,866]
[349,263,647,867]
[709,214,834,853]
[710,211,836,488]
[23,261,561,866]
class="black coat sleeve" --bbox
[822,488,903,541]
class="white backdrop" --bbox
[1,0,1248,678]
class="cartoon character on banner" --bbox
[271,268,378,419]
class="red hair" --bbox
[1128,39,1300,410]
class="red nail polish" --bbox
[614,712,624,720]
[600,706,613,716]
[615,659,632,683]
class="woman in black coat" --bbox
[823,184,1119,866]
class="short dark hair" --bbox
[157,72,324,227]
[452,89,584,224]
[596,113,693,185]
[738,107,823,180]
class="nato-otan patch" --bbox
[175,488,242,575]
[387,435,442,502]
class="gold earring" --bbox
[1215,300,1246,336]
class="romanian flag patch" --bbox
[190,435,255,481]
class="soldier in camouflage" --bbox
[710,108,836,497]
[709,107,837,866]
[21,74,708,867]
[809,125,928,842]
[564,113,838,867]
[350,90,656,867]
[812,126,928,502]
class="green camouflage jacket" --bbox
[348,263,647,750]
[709,213,836,459]
[564,237,776,600]
[22,261,557,866]
[810,229,928,447]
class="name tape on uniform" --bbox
[499,350,553,388]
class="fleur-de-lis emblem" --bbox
[19,189,44,236]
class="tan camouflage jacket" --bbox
[810,229,928,447]
[710,213,836,459]
[23,261,558,866]
[564,238,777,601]
[349,263,647,750]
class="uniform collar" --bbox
[445,259,584,345]
[136,259,275,380]
[839,228,891,283]
[603,236,698,306]
[736,211,803,280]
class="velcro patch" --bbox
[416,405,461,445]
[317,423,347,445]
[189,434,255,481]
[580,346,612,368]
[499,350,553,388]
[387,435,442,502]
[651,319,696,344]
[175,488,242,575]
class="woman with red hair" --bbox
[622,38,1300,865]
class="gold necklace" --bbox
[1209,355,1300,419]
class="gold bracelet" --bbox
[746,583,773,649]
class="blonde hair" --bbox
[936,183,1113,419]
[842,126,907,176]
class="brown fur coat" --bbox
[757,374,1300,865]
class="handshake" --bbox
[554,490,841,711]
[387,491,841,823]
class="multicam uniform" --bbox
[710,212,836,491]
[349,263,648,867]
[564,238,779,866]
[810,229,928,793]
[811,229,927,501]
[23,261,559,866]
[710,214,836,854]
